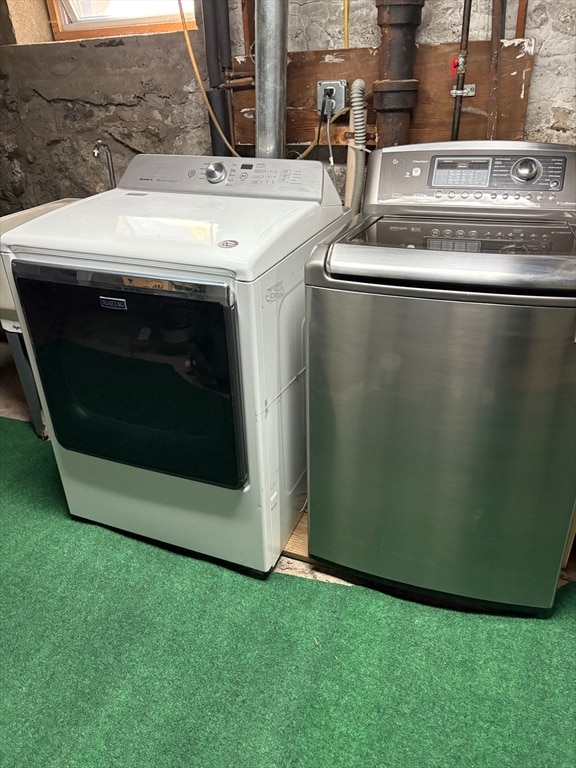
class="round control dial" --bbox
[205,162,227,184]
[512,157,540,183]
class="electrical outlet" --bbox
[316,80,347,115]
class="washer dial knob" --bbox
[513,157,540,182]
[206,162,227,184]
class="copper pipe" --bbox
[515,0,528,37]
[487,0,503,140]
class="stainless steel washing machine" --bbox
[306,141,576,614]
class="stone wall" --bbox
[0,31,212,214]
[0,0,574,215]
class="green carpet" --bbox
[1,417,575,768]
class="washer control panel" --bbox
[365,141,575,217]
[429,154,566,191]
[357,217,575,256]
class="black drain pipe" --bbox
[372,0,425,148]
[215,0,232,74]
[201,0,233,155]
[450,0,473,141]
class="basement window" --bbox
[46,0,196,41]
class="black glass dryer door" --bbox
[14,261,247,489]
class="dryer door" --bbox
[13,260,247,489]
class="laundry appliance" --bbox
[1,200,79,437]
[306,141,576,613]
[2,154,350,572]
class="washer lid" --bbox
[327,216,576,293]
[1,188,345,281]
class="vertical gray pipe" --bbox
[255,0,288,158]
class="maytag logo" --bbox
[100,296,127,310]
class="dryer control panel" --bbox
[118,154,339,204]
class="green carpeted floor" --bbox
[1,416,575,768]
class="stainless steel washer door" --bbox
[307,285,576,610]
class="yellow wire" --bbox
[177,0,240,157]
[343,0,349,48]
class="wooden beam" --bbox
[231,40,533,146]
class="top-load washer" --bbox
[306,141,575,613]
[1,154,351,572]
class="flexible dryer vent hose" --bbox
[350,79,367,215]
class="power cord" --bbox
[313,88,337,179]
[324,95,335,177]
[298,106,349,161]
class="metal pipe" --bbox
[515,0,528,37]
[372,0,425,148]
[200,0,234,154]
[92,139,116,189]
[215,0,232,72]
[487,0,503,139]
[255,0,287,158]
[450,0,473,141]
[201,0,222,88]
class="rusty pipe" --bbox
[372,0,425,147]
[487,0,504,139]
[515,0,528,37]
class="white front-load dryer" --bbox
[1,155,351,572]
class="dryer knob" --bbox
[206,162,227,184]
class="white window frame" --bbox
[46,0,197,41]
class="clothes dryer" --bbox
[2,155,350,572]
